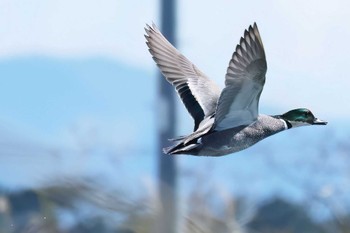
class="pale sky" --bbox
[0,0,349,121]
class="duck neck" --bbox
[273,115,292,130]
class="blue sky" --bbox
[0,0,349,221]
[1,0,349,119]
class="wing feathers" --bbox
[145,24,221,131]
[214,23,267,131]
[146,22,267,132]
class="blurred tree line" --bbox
[0,149,349,233]
[0,121,349,233]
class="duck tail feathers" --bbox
[163,142,199,155]
[168,135,187,142]
[163,146,174,155]
[163,142,182,155]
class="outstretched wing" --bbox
[214,23,267,131]
[145,23,221,131]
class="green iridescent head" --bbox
[281,108,327,128]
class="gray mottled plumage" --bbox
[145,23,327,156]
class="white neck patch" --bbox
[290,121,310,128]
[279,119,289,130]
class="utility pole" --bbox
[157,0,177,233]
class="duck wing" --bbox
[145,23,221,131]
[213,23,267,131]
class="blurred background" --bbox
[0,0,350,232]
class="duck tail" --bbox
[168,135,187,142]
[163,142,199,155]
[163,142,182,155]
[163,146,173,155]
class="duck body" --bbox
[165,115,286,156]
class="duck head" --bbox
[281,108,327,128]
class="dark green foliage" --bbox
[248,198,327,233]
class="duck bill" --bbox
[312,118,328,125]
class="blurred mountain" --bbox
[0,57,155,140]
[0,57,157,191]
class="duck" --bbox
[145,23,327,156]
